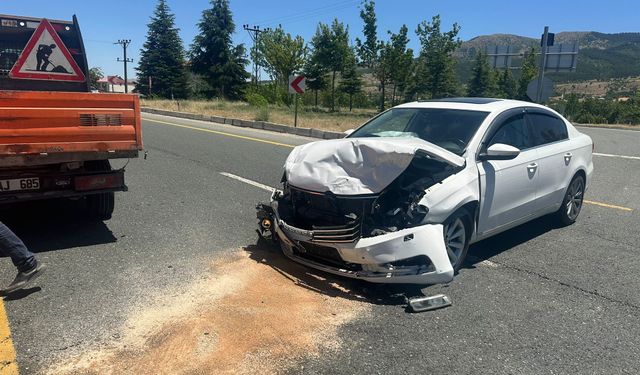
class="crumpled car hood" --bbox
[284,137,465,195]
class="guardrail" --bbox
[141,107,345,139]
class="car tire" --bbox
[556,174,585,226]
[443,210,472,272]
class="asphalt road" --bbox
[1,113,639,374]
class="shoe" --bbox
[2,262,46,295]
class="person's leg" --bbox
[0,222,45,294]
[0,222,36,273]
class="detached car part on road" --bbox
[257,98,594,284]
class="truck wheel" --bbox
[87,192,115,220]
[84,160,115,220]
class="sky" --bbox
[2,0,639,78]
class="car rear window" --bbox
[527,113,568,146]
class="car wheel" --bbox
[443,211,471,272]
[557,174,585,226]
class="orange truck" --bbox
[0,14,143,219]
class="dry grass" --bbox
[141,99,377,132]
[556,77,640,98]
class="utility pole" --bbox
[243,25,270,86]
[115,39,133,93]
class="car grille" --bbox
[287,186,375,243]
[312,222,361,243]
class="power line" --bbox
[244,0,359,28]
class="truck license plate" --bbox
[0,178,40,192]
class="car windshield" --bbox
[349,108,490,155]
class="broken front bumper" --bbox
[257,194,454,285]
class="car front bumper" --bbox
[259,195,454,285]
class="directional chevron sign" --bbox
[288,75,306,94]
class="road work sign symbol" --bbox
[9,19,86,82]
[289,75,306,94]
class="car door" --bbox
[526,110,572,211]
[477,111,539,235]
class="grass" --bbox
[140,99,378,132]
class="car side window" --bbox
[487,114,532,150]
[527,113,568,146]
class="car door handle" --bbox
[527,163,538,173]
[564,152,573,164]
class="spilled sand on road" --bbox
[49,248,369,375]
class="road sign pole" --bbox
[536,26,549,103]
[294,94,298,128]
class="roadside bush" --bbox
[245,91,268,107]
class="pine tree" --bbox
[413,15,462,99]
[135,0,189,99]
[189,0,250,100]
[467,51,497,97]
[496,68,517,98]
[517,47,539,100]
[339,48,362,111]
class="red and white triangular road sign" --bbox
[9,19,86,82]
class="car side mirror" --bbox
[343,129,355,136]
[479,143,520,161]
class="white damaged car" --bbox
[257,98,594,284]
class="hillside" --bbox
[455,31,640,83]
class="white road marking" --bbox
[220,172,276,193]
[593,152,640,161]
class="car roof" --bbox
[395,97,551,113]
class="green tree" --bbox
[412,15,461,99]
[190,0,250,100]
[374,40,392,111]
[354,0,378,69]
[308,19,350,111]
[517,48,538,100]
[467,51,497,97]
[135,0,189,98]
[339,48,362,111]
[496,68,517,98]
[254,26,306,90]
[387,25,414,105]
[303,60,328,107]
[88,67,104,91]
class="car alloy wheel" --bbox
[566,177,584,221]
[444,217,466,269]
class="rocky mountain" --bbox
[455,31,640,83]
